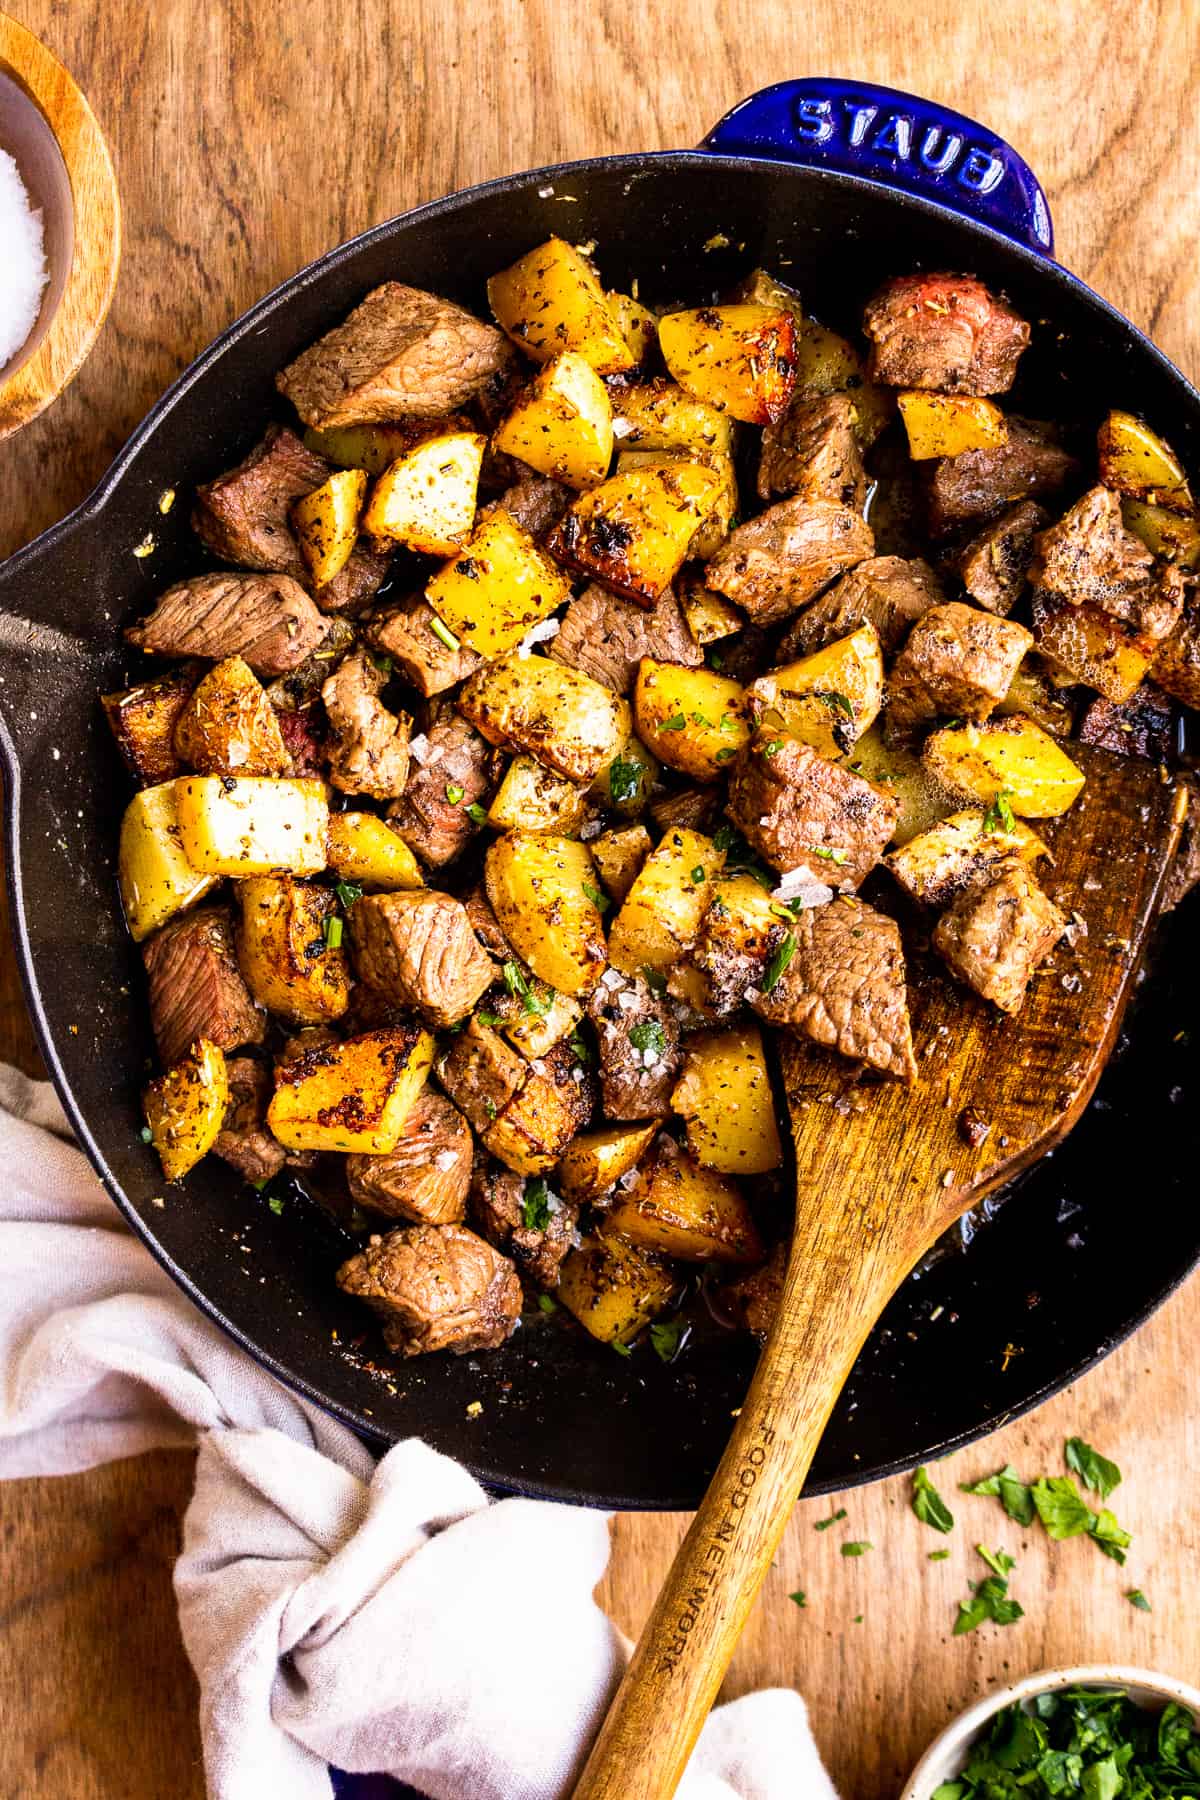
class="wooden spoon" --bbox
[573,745,1186,1800]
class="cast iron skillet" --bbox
[0,79,1196,1510]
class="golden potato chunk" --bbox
[487,237,634,374]
[590,823,652,905]
[558,1121,660,1205]
[1031,592,1153,704]
[590,732,658,817]
[487,754,588,835]
[362,431,485,556]
[844,724,954,846]
[425,509,571,657]
[671,1024,783,1175]
[175,776,329,877]
[1098,409,1193,513]
[996,662,1077,736]
[1122,497,1200,569]
[103,664,198,786]
[605,290,658,365]
[608,827,725,977]
[143,1039,229,1181]
[886,807,1049,907]
[610,379,735,455]
[616,447,737,559]
[489,980,582,1062]
[677,577,744,646]
[923,716,1086,818]
[173,656,292,777]
[302,421,455,476]
[292,468,368,587]
[557,1229,679,1345]
[633,659,750,781]
[897,391,1009,461]
[325,812,425,890]
[459,653,628,783]
[545,461,721,606]
[748,624,884,757]
[483,1046,591,1175]
[607,1148,763,1263]
[118,781,220,943]
[485,832,608,995]
[658,304,796,425]
[267,1025,434,1154]
[235,877,352,1023]
[492,352,614,489]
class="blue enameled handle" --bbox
[701,77,1054,258]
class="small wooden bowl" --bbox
[0,13,120,439]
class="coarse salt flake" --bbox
[408,732,431,765]
[0,149,48,370]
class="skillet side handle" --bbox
[701,78,1054,256]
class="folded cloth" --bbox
[0,1066,838,1800]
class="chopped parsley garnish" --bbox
[335,880,363,909]
[476,1010,504,1028]
[689,710,714,728]
[659,712,687,732]
[814,1508,847,1532]
[323,914,343,950]
[713,824,737,852]
[975,1545,1015,1578]
[642,966,668,995]
[788,1589,807,1608]
[582,880,609,911]
[503,961,551,1017]
[568,1028,591,1064]
[445,782,465,806]
[938,1685,1200,1796]
[690,865,706,883]
[806,845,849,865]
[1065,1436,1122,1500]
[953,1572,1023,1635]
[629,1019,667,1058]
[428,615,461,652]
[840,1540,872,1557]
[649,1317,689,1364]
[759,738,784,757]
[521,1178,557,1232]
[466,802,488,825]
[369,651,393,677]
[761,933,796,995]
[813,689,854,719]
[960,1462,1035,1527]
[607,755,644,803]
[537,1292,558,1315]
[1091,1508,1132,1565]
[140,1125,153,1143]
[982,788,1016,834]
[267,1195,284,1216]
[719,713,738,732]
[1126,1588,1151,1611]
[1031,1475,1096,1540]
[912,1465,955,1534]
[612,1340,633,1357]
[715,746,736,763]
[707,648,724,670]
[483,1097,497,1120]
[927,1550,951,1562]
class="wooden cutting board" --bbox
[1,4,1198,1796]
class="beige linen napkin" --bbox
[0,1065,837,1800]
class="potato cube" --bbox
[143,1039,229,1181]
[616,447,737,559]
[1098,409,1193,513]
[923,716,1086,818]
[103,664,198,786]
[485,832,608,995]
[490,982,582,1062]
[747,624,883,757]
[558,1121,660,1204]
[492,352,614,490]
[175,776,329,877]
[362,431,485,556]
[459,653,628,783]
[1122,497,1200,569]
[590,823,652,905]
[557,1229,679,1345]
[292,468,368,587]
[606,290,658,365]
[545,461,721,606]
[173,656,292,777]
[487,237,634,374]
[677,577,743,645]
[608,827,725,977]
[658,304,796,425]
[886,808,1049,907]
[325,812,425,890]
[633,660,750,781]
[235,877,352,1023]
[267,1025,434,1153]
[791,316,892,447]
[610,379,735,455]
[118,781,220,943]
[483,1049,590,1175]
[425,509,571,657]
[671,1024,782,1175]
[897,391,1009,460]
[487,754,588,835]
[996,662,1077,736]
[590,733,659,817]
[607,1148,763,1263]
[303,421,466,477]
[843,724,952,846]
[1031,591,1152,703]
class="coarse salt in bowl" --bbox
[0,145,49,372]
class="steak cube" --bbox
[550,583,702,694]
[491,469,572,541]
[125,573,328,677]
[752,895,917,1081]
[757,391,867,507]
[388,710,500,869]
[1151,593,1200,711]
[957,499,1048,615]
[926,419,1080,536]
[212,1055,286,1185]
[435,1017,529,1135]
[1030,484,1185,643]
[366,596,482,698]
[704,496,874,625]
[726,733,898,885]
[1077,685,1175,762]
[142,905,266,1069]
[321,647,411,799]
[775,555,943,661]
[470,1159,579,1289]
[887,601,1033,733]
[863,273,1030,395]
[586,970,683,1119]
[932,856,1066,1013]
[349,891,495,1028]
[336,1222,521,1357]
[345,1088,473,1225]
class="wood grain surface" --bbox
[0,4,1197,1796]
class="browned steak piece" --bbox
[336,1222,522,1357]
[125,573,328,676]
[1078,685,1175,762]
[957,500,1048,615]
[366,596,482,697]
[277,282,516,428]
[704,497,874,625]
[1030,485,1185,643]
[349,891,495,1028]
[1163,779,1200,912]
[142,906,266,1069]
[722,1242,787,1337]
[708,625,772,685]
[212,1056,286,1185]
[926,419,1080,536]
[726,733,898,885]
[690,890,790,1019]
[1152,591,1200,711]
[388,711,500,867]
[550,583,702,694]
[462,884,514,960]
[345,1088,472,1225]
[102,663,202,787]
[862,272,1030,395]
[435,1017,529,1134]
[586,970,683,1120]
[887,601,1033,733]
[493,470,572,541]
[932,855,1066,1013]
[752,895,916,1081]
[274,707,326,778]
[775,556,943,660]
[321,647,411,799]
[648,786,719,835]
[757,392,868,507]
[192,425,389,615]
[470,1159,579,1288]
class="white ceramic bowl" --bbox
[902,1664,1200,1799]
